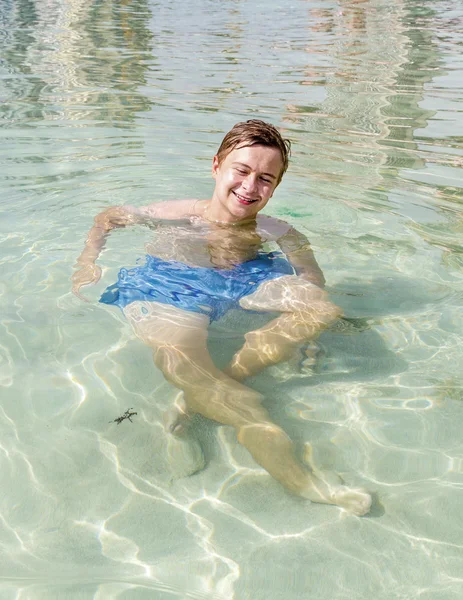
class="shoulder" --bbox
[126,199,202,221]
[256,214,292,240]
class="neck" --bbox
[202,201,255,227]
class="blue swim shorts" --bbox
[100,251,294,321]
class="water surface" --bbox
[1,0,463,598]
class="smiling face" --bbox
[209,144,284,224]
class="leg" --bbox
[124,301,371,515]
[226,278,371,515]
[225,275,342,380]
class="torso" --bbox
[139,201,291,269]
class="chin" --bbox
[232,206,257,220]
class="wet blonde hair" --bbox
[216,120,291,183]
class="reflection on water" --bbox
[1,0,463,598]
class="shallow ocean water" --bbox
[1,0,463,598]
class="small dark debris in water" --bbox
[110,408,137,425]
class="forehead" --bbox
[222,144,283,174]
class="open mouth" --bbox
[233,191,259,205]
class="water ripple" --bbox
[1,0,463,597]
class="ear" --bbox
[212,155,220,178]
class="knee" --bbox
[311,300,343,324]
[237,421,290,445]
[296,296,341,323]
[281,301,342,342]
[291,284,342,325]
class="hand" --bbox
[71,263,102,301]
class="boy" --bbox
[72,120,371,516]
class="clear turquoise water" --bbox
[1,0,463,598]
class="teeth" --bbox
[235,192,256,203]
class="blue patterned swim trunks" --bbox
[100,251,294,321]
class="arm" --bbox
[277,227,326,288]
[71,205,140,300]
[72,199,201,300]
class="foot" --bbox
[163,392,190,436]
[163,392,205,479]
[301,443,372,516]
[330,486,372,516]
[301,472,371,516]
[166,433,205,479]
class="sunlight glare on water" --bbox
[0,0,462,598]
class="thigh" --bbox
[239,274,329,313]
[124,301,266,425]
[124,300,223,389]
[123,300,210,349]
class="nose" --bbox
[243,173,258,194]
